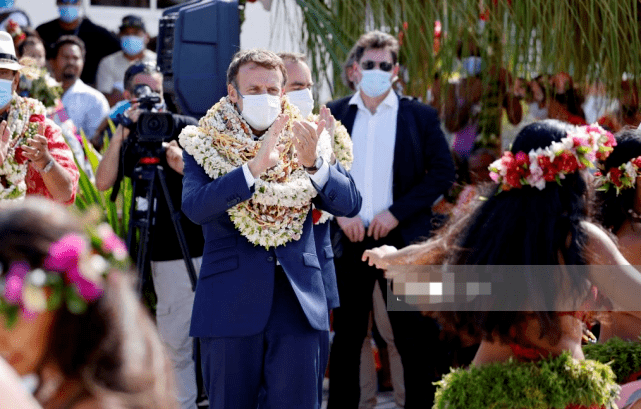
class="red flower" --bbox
[504,171,522,188]
[403,21,409,30]
[29,114,45,123]
[558,152,578,173]
[312,209,322,224]
[632,157,641,168]
[610,167,623,187]
[594,171,602,177]
[538,156,559,182]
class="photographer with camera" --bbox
[95,61,205,409]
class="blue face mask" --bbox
[121,36,145,56]
[0,0,15,7]
[358,69,392,98]
[58,5,80,23]
[0,79,14,109]
[462,56,483,76]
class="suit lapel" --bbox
[393,98,412,196]
[341,101,358,136]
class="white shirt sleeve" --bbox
[242,163,256,188]
[308,159,329,188]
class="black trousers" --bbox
[327,234,442,409]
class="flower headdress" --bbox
[489,124,615,192]
[594,155,641,196]
[0,224,130,328]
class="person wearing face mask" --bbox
[96,15,156,107]
[277,51,364,408]
[179,48,361,409]
[325,30,456,409]
[36,0,119,87]
[0,31,78,205]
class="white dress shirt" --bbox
[61,79,110,139]
[348,90,398,226]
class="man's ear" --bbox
[123,90,132,101]
[228,83,238,104]
[392,63,400,78]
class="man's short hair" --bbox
[123,61,162,93]
[352,30,399,66]
[341,44,359,91]
[51,35,86,60]
[277,52,308,65]
[227,48,287,88]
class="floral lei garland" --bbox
[434,352,620,409]
[179,96,333,249]
[307,113,354,225]
[489,124,615,192]
[594,155,641,196]
[0,93,46,202]
[0,223,130,328]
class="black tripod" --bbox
[126,158,198,293]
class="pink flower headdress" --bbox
[594,155,641,196]
[488,124,616,192]
[0,224,130,328]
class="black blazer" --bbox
[327,93,455,245]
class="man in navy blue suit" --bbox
[326,31,456,408]
[279,51,360,406]
[181,49,361,409]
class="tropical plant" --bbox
[72,126,132,240]
[296,0,641,149]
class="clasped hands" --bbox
[247,114,326,178]
[0,120,52,171]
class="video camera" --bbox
[119,84,175,160]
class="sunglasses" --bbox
[360,60,394,72]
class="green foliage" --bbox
[584,337,641,383]
[72,126,131,240]
[434,352,620,409]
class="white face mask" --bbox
[239,92,281,131]
[287,88,314,118]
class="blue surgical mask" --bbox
[121,35,145,56]
[0,79,14,109]
[462,56,483,76]
[58,5,80,23]
[358,69,392,98]
[0,0,15,7]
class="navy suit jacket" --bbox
[314,161,358,311]
[326,93,455,246]
[182,154,361,338]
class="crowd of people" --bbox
[2,2,641,409]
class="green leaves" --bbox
[433,352,619,409]
[584,336,641,383]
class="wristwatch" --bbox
[304,156,323,172]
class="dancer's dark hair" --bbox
[441,121,591,345]
[595,128,641,233]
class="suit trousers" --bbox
[200,266,325,409]
[327,236,442,409]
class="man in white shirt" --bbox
[96,15,156,106]
[50,35,109,140]
[326,30,456,409]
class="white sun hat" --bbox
[0,31,22,71]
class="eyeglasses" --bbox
[360,61,394,72]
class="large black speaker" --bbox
[157,0,240,119]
